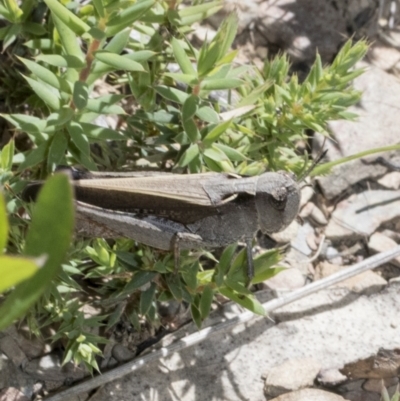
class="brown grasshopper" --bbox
[23,168,303,280]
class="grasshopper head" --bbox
[255,171,301,234]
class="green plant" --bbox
[0,0,376,372]
[0,140,74,330]
[382,384,400,401]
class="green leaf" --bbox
[166,274,182,301]
[17,142,48,171]
[182,95,198,121]
[181,262,198,290]
[163,73,198,86]
[22,21,47,36]
[196,106,219,123]
[46,108,74,127]
[35,54,85,69]
[0,255,39,293]
[2,23,20,51]
[0,193,8,251]
[214,143,247,161]
[52,15,85,61]
[176,144,199,167]
[140,282,157,315]
[219,287,266,316]
[94,51,145,72]
[237,82,272,107]
[199,285,213,319]
[190,303,202,329]
[1,139,14,171]
[124,271,157,293]
[18,57,68,92]
[79,123,125,140]
[43,0,90,36]
[107,0,155,27]
[92,0,105,18]
[183,117,200,143]
[203,146,229,162]
[155,86,189,104]
[200,77,243,90]
[0,174,74,330]
[171,38,196,76]
[22,75,61,110]
[214,243,237,287]
[202,119,232,146]
[1,114,45,136]
[47,132,68,171]
[73,81,89,110]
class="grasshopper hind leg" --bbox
[171,232,206,273]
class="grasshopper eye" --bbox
[269,187,287,210]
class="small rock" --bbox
[368,44,400,71]
[314,261,387,295]
[363,377,399,393]
[325,190,400,240]
[301,202,328,226]
[324,246,343,265]
[264,268,305,291]
[112,344,136,362]
[284,248,314,275]
[368,232,400,267]
[255,46,268,59]
[340,390,380,401]
[310,205,328,226]
[341,349,400,379]
[264,358,321,397]
[0,336,27,368]
[317,369,347,386]
[300,185,314,208]
[0,387,30,401]
[291,222,314,256]
[378,172,400,190]
[269,388,346,401]
[270,220,299,244]
[24,354,86,382]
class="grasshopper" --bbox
[23,168,301,280]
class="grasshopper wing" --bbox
[74,172,254,224]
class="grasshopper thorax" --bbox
[255,171,301,234]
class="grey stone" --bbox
[270,220,299,244]
[0,336,27,368]
[340,390,380,401]
[24,354,86,383]
[268,388,346,401]
[378,172,400,190]
[291,222,314,256]
[264,268,305,291]
[111,344,136,363]
[314,261,387,295]
[368,232,400,267]
[264,357,321,397]
[0,387,30,401]
[325,190,400,240]
[0,356,36,399]
[88,282,400,401]
[367,43,400,71]
[317,369,347,386]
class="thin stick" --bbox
[44,245,400,401]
